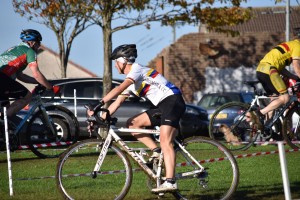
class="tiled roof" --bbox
[228,6,300,33]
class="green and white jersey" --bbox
[0,42,36,79]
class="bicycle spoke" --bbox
[175,136,239,200]
[283,105,300,149]
[56,139,132,200]
[209,102,257,151]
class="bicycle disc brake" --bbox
[198,170,209,189]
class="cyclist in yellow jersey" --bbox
[255,35,300,124]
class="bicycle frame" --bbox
[92,126,206,184]
[11,95,55,138]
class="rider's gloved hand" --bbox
[42,85,61,98]
[86,100,105,117]
[43,88,55,97]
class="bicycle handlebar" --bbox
[84,103,117,128]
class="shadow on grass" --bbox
[233,182,300,200]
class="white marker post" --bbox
[74,89,77,117]
[278,142,291,200]
[4,107,13,196]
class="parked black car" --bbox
[20,78,209,140]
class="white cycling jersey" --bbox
[123,63,181,106]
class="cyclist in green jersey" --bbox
[0,29,54,117]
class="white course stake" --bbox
[4,107,13,196]
[74,89,77,117]
[278,142,291,200]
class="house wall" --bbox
[19,47,97,90]
[148,6,300,103]
[149,32,290,103]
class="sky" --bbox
[0,0,299,79]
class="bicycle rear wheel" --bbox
[209,102,258,151]
[26,110,71,158]
[175,136,239,200]
[56,139,132,200]
[282,104,300,149]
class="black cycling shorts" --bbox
[0,72,29,104]
[146,94,186,128]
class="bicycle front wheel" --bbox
[282,103,300,149]
[56,139,132,200]
[175,136,239,200]
[209,102,258,151]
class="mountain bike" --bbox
[56,105,239,200]
[0,85,79,158]
[209,80,300,151]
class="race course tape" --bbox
[18,141,73,149]
[15,148,299,181]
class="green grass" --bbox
[0,144,299,200]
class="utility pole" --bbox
[172,24,176,43]
[286,0,291,70]
[286,0,290,41]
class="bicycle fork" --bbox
[91,134,113,178]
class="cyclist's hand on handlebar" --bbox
[85,100,105,116]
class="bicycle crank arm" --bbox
[176,169,203,179]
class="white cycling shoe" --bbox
[151,181,178,193]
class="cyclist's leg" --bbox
[8,91,31,117]
[127,112,158,150]
[152,95,185,193]
[0,74,31,117]
[257,67,289,115]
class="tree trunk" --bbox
[102,24,113,98]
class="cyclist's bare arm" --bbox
[292,59,300,78]
[28,61,52,89]
[102,79,133,103]
[106,95,127,117]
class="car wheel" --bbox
[52,118,69,141]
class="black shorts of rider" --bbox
[256,70,287,96]
[146,94,186,128]
[0,72,28,106]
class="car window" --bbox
[94,82,119,98]
[63,82,95,98]
[199,95,229,108]
[198,94,242,109]
[229,94,241,102]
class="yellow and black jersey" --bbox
[258,39,300,73]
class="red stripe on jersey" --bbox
[270,68,278,75]
[141,84,150,96]
[281,43,290,52]
[150,70,159,78]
